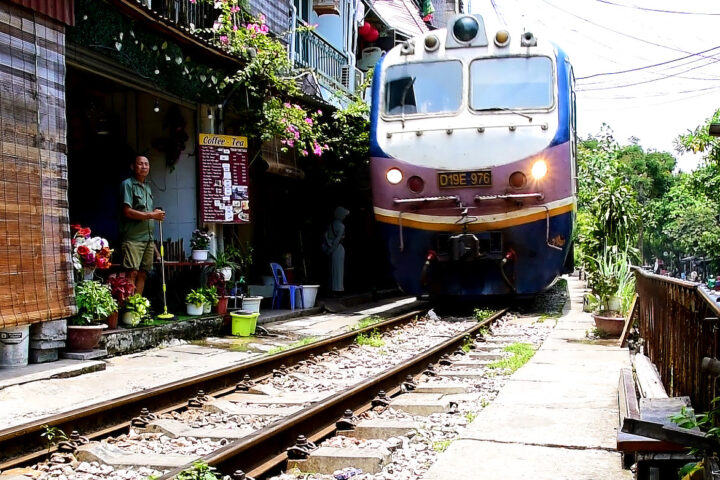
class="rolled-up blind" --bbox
[0,2,75,328]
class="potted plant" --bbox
[199,286,219,314]
[107,275,136,329]
[71,225,113,281]
[190,229,214,261]
[587,245,634,336]
[69,281,117,351]
[186,289,206,316]
[123,294,151,327]
[207,271,229,315]
[226,242,253,296]
[209,251,240,282]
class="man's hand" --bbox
[151,209,166,221]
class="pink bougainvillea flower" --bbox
[260,25,269,34]
[258,14,266,23]
[284,102,291,108]
[312,142,323,156]
[287,140,295,147]
[220,35,229,44]
[304,117,313,126]
[189,0,195,3]
[317,109,323,115]
[301,149,309,156]
[230,6,240,13]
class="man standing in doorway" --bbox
[120,156,165,295]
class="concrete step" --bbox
[288,446,390,474]
[390,393,451,416]
[76,443,194,470]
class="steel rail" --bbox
[0,306,427,469]
[157,308,508,479]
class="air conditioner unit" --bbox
[341,65,351,89]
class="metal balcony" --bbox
[293,20,362,93]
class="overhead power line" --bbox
[594,0,720,16]
[577,45,720,80]
[539,0,720,59]
[577,58,720,91]
[581,84,720,100]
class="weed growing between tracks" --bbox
[488,343,535,374]
[474,308,495,321]
[267,336,320,355]
[433,439,452,452]
[355,329,385,347]
[174,461,220,480]
[352,315,385,330]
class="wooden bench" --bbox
[618,355,698,472]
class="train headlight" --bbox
[453,16,479,43]
[531,160,548,180]
[509,171,526,188]
[386,168,403,185]
[425,34,440,52]
[494,30,510,47]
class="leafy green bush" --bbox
[73,281,117,325]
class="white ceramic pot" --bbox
[192,249,208,261]
[203,303,211,314]
[220,267,232,281]
[301,285,320,308]
[187,303,204,316]
[242,296,262,313]
[607,296,622,312]
[122,311,141,327]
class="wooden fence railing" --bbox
[634,268,720,411]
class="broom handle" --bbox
[158,209,168,314]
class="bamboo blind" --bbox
[0,3,75,328]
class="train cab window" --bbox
[384,61,462,116]
[470,56,554,110]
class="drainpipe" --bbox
[347,0,357,89]
[289,0,297,64]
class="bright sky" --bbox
[468,0,720,171]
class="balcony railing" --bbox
[293,21,357,93]
[141,0,217,38]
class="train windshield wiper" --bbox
[399,76,416,127]
[482,107,533,122]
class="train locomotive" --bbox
[370,14,577,297]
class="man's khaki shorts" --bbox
[122,241,154,271]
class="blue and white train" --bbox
[370,14,577,297]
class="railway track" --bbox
[0,307,548,480]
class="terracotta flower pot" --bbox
[592,312,625,337]
[215,297,229,315]
[66,324,107,352]
[105,311,119,330]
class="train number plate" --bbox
[438,170,492,188]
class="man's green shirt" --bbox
[120,177,154,242]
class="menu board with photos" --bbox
[198,134,250,224]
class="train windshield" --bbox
[384,61,463,116]
[470,56,554,110]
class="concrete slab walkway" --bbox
[423,276,632,480]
